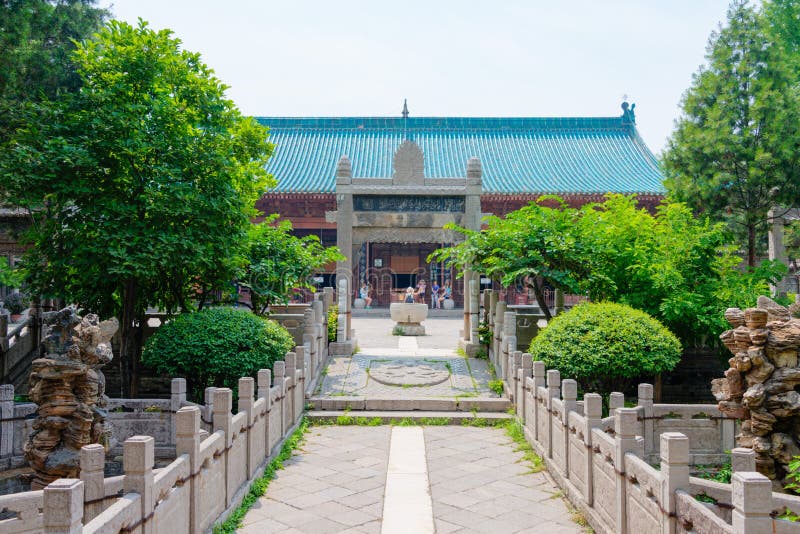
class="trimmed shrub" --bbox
[142,307,294,401]
[528,302,681,397]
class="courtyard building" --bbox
[254,101,664,307]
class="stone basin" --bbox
[389,303,428,335]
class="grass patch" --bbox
[505,417,544,473]
[456,347,468,358]
[488,379,505,396]
[392,326,404,336]
[213,418,308,534]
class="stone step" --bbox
[308,396,511,412]
[306,410,512,425]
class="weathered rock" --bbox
[757,296,792,322]
[725,308,745,328]
[750,410,776,435]
[714,296,800,481]
[771,433,800,466]
[745,308,769,329]
[749,328,769,346]
[23,307,118,489]
[745,358,774,386]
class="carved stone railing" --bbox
[497,299,800,533]
[0,345,318,534]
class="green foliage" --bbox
[435,194,784,349]
[0,258,24,288]
[142,307,293,402]
[213,418,307,534]
[528,302,682,397]
[430,196,590,319]
[327,304,338,343]
[392,326,404,336]
[488,379,505,396]
[477,321,493,346]
[0,20,275,395]
[0,0,108,141]
[662,0,800,267]
[785,454,800,494]
[3,292,29,314]
[579,196,786,347]
[242,216,342,314]
[695,461,732,484]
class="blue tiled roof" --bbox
[254,116,664,194]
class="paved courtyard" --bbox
[239,425,583,533]
[318,317,497,399]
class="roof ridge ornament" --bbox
[621,98,636,124]
[401,99,409,119]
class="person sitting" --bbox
[359,282,373,309]
[439,280,452,308]
[404,287,415,303]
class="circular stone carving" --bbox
[368,360,450,387]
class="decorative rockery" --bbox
[712,296,800,486]
[23,307,118,489]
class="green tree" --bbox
[430,197,591,320]
[433,194,786,348]
[580,196,786,347]
[662,0,800,267]
[0,0,108,143]
[0,20,274,396]
[243,216,343,315]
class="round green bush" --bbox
[528,302,681,396]
[142,307,294,401]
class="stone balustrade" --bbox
[0,343,322,534]
[501,352,800,533]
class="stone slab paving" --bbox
[318,317,496,399]
[425,426,583,534]
[238,426,583,534]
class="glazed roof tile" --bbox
[254,116,664,194]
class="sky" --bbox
[102,0,733,155]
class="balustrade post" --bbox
[614,408,639,534]
[213,388,233,507]
[584,393,603,506]
[660,432,690,534]
[561,379,578,479]
[731,447,756,473]
[123,436,155,534]
[43,479,83,534]
[80,444,105,522]
[175,406,201,534]
[239,377,256,477]
[732,472,772,534]
[532,361,546,441]
[638,383,654,456]
[546,369,561,459]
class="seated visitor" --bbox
[439,280,452,307]
[404,287,415,303]
[359,282,373,309]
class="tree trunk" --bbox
[119,279,143,398]
[529,278,552,320]
[747,223,757,268]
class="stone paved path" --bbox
[317,318,497,399]
[239,425,582,534]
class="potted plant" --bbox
[5,293,29,321]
